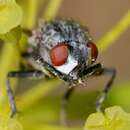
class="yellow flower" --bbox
[0,0,22,34]
[84,106,130,130]
[0,115,23,130]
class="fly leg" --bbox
[60,86,75,126]
[6,70,44,117]
[96,68,116,112]
[83,63,116,112]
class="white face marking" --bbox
[54,55,78,74]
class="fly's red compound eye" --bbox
[50,43,69,66]
[87,41,98,62]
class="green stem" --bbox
[97,10,130,52]
[19,0,41,29]
[42,0,63,21]
[0,43,20,96]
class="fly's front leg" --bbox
[83,63,116,112]
[96,68,116,112]
[61,86,75,126]
[6,78,17,118]
[6,70,44,117]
